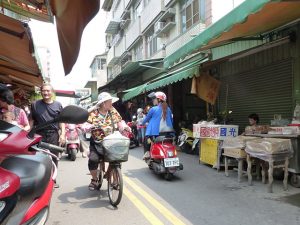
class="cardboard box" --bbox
[223,148,246,158]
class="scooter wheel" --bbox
[164,173,173,181]
[70,149,77,161]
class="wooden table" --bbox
[223,153,246,182]
[246,153,289,193]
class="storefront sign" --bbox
[193,124,239,140]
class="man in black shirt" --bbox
[29,83,65,188]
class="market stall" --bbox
[193,124,239,170]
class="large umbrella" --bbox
[1,0,101,75]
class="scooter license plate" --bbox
[164,158,180,167]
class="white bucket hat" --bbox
[97,92,119,105]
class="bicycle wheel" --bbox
[107,166,123,207]
[96,162,104,190]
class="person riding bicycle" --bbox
[87,92,130,190]
[142,91,174,159]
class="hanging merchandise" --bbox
[191,73,221,105]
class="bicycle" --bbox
[93,130,129,207]
[96,160,123,207]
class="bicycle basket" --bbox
[102,131,130,162]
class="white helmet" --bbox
[137,108,143,114]
[155,91,166,101]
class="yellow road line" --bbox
[124,176,186,225]
[124,188,164,225]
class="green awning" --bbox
[164,0,300,68]
[122,83,148,101]
[122,56,207,101]
[145,66,199,91]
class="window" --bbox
[181,0,204,32]
[133,1,143,21]
[147,34,157,57]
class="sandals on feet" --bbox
[88,179,98,191]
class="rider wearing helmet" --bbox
[142,91,174,157]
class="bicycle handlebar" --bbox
[38,142,65,153]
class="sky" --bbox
[29,9,108,90]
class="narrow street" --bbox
[47,139,300,225]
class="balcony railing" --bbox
[115,37,126,58]
[140,0,164,32]
[166,23,206,56]
[106,46,120,66]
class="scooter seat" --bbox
[155,135,174,143]
[0,153,52,198]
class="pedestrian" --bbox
[0,86,30,131]
[29,83,65,188]
[136,108,146,145]
[142,91,174,158]
[1,111,19,126]
[87,92,130,190]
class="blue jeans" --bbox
[137,127,145,144]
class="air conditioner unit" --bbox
[154,22,165,33]
[120,19,130,29]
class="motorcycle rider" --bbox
[87,92,130,190]
[142,91,174,158]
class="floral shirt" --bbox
[88,107,122,141]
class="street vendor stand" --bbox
[246,133,300,187]
[193,124,239,170]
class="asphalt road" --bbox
[47,140,300,225]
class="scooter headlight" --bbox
[0,201,6,212]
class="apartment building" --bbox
[85,54,107,101]
[103,0,209,88]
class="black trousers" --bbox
[37,130,60,167]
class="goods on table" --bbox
[222,136,260,149]
[246,138,292,154]
[245,125,269,134]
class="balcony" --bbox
[115,36,126,58]
[106,46,120,66]
[154,21,176,37]
[105,18,120,34]
[166,23,206,56]
[140,0,164,32]
[126,18,141,48]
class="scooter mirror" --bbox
[56,105,89,124]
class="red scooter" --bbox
[0,105,88,225]
[65,124,80,161]
[121,120,139,149]
[144,133,183,180]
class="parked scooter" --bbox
[122,116,139,149]
[0,105,88,225]
[177,127,196,154]
[144,133,183,180]
[65,123,80,161]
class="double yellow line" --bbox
[124,176,186,225]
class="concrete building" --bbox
[85,53,107,102]
[101,0,245,93]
